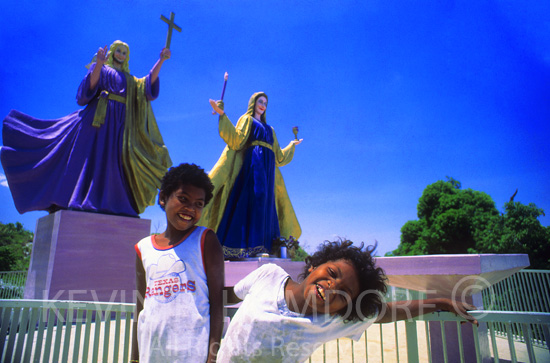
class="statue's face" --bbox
[113,45,128,64]
[254,96,267,118]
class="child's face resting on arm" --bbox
[289,240,387,322]
[289,240,479,325]
[292,259,361,316]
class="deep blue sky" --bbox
[1,1,549,255]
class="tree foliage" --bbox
[493,202,550,269]
[0,222,34,271]
[388,178,550,269]
[291,246,309,262]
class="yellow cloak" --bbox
[122,74,172,214]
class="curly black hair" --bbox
[158,163,214,210]
[300,239,387,322]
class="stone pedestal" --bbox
[24,210,151,303]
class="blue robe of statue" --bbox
[216,118,280,257]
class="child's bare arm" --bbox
[204,230,225,363]
[131,254,146,361]
[375,298,478,325]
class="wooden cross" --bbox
[160,12,182,49]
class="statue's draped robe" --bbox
[199,93,301,258]
[1,63,171,216]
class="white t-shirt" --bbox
[218,264,377,363]
[136,226,211,362]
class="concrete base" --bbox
[24,210,151,303]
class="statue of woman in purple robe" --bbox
[1,40,172,217]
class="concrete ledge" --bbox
[375,254,530,296]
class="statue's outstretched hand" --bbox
[210,99,225,115]
[292,139,303,146]
[96,45,109,65]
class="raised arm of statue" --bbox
[89,45,108,90]
[150,48,171,84]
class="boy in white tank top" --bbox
[131,163,224,363]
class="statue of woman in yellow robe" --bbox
[200,92,302,258]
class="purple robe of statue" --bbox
[1,63,159,217]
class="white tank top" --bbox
[136,226,211,362]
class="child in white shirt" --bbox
[219,240,477,362]
[131,163,224,363]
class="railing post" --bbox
[405,320,419,362]
[427,293,491,363]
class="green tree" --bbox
[0,222,34,271]
[392,219,428,256]
[291,246,309,262]
[0,246,16,271]
[493,202,550,269]
[392,178,500,255]
[388,178,550,269]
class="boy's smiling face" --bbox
[161,184,205,232]
[303,259,360,315]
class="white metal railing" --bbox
[1,299,549,363]
[307,310,550,362]
[0,299,133,363]
[0,272,27,299]
[483,269,550,350]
